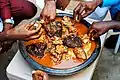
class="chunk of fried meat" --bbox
[26,43,47,58]
[44,21,62,37]
[63,35,82,48]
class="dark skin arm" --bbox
[73,0,103,21]
[90,21,120,39]
[40,0,56,23]
[40,0,70,23]
[0,23,41,41]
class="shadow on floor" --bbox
[0,43,18,80]
[92,47,120,80]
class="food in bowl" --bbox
[24,16,97,69]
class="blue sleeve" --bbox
[102,0,120,7]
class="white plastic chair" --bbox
[105,30,120,54]
[114,35,120,54]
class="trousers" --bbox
[0,0,37,25]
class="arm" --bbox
[90,21,120,39]
[0,0,14,31]
[73,0,102,21]
[40,0,70,22]
[111,21,120,30]
[0,23,41,41]
[40,0,56,22]
[73,0,120,21]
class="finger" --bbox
[25,34,40,40]
[79,4,86,15]
[78,14,82,22]
[28,25,41,36]
[43,72,49,80]
[27,29,43,40]
[50,14,56,21]
[35,70,49,80]
[73,3,81,21]
[45,16,50,24]
[50,10,56,21]
[32,70,44,80]
[81,10,92,18]
[42,16,50,24]
[25,24,32,30]
[40,13,50,23]
[25,24,30,29]
[26,22,36,30]
[92,33,99,40]
[78,9,86,21]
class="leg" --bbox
[9,0,37,25]
[0,0,37,53]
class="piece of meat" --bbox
[44,21,62,37]
[50,53,62,64]
[63,35,82,48]
[73,48,87,60]
[26,43,47,58]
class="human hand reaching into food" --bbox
[88,21,116,39]
[32,70,49,80]
[4,22,41,41]
[40,0,56,23]
[73,0,102,22]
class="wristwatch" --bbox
[4,17,14,25]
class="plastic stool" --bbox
[114,35,120,54]
[106,30,120,54]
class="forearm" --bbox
[102,21,120,30]
[0,28,18,41]
[45,0,70,10]
[0,32,7,41]
[111,21,120,30]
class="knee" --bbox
[22,1,37,19]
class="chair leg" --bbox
[114,35,120,54]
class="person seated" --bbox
[0,0,40,53]
[73,0,120,48]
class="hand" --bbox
[5,23,41,40]
[56,0,70,10]
[40,0,56,23]
[4,23,13,31]
[32,70,49,80]
[73,0,102,21]
[90,22,111,39]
